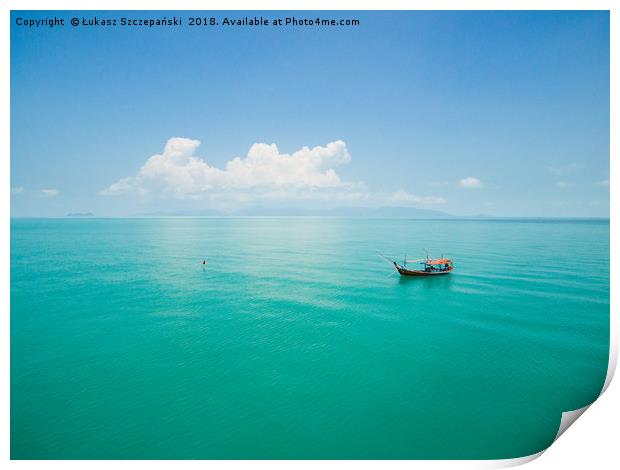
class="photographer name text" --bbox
[15,15,361,29]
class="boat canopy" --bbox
[426,258,452,265]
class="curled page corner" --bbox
[554,405,591,441]
[601,341,618,395]
[488,400,602,467]
[527,343,618,464]
[485,450,545,468]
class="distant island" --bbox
[66,212,94,217]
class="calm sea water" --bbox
[11,218,609,459]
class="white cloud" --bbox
[458,177,483,189]
[389,189,446,205]
[548,163,581,176]
[555,181,571,189]
[11,187,25,195]
[390,189,416,203]
[418,196,447,205]
[596,179,609,187]
[102,137,354,200]
[40,188,58,197]
[102,138,449,209]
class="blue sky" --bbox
[11,10,609,217]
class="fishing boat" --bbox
[380,253,454,277]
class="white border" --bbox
[2,1,616,468]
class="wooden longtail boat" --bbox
[393,258,454,276]
[380,253,454,277]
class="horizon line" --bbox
[9,215,611,221]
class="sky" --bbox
[10,10,610,217]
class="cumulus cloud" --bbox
[102,137,353,200]
[459,177,483,189]
[40,188,58,197]
[102,137,449,210]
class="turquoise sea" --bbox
[10,218,609,459]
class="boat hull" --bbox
[393,261,453,277]
[396,267,452,276]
